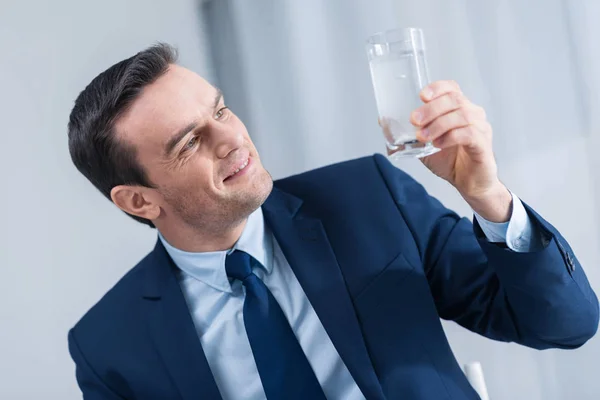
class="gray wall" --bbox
[0,1,213,398]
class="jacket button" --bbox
[566,252,576,271]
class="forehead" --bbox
[115,65,217,154]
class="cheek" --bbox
[157,157,216,195]
[161,166,218,208]
[243,133,259,157]
[180,157,216,188]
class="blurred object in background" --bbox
[464,362,490,400]
[0,0,599,399]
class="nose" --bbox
[211,121,244,159]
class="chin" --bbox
[248,170,274,208]
[215,168,273,224]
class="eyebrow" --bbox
[164,89,224,156]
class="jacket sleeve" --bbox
[68,329,125,399]
[373,153,599,349]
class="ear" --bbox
[110,185,161,222]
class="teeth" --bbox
[230,159,249,177]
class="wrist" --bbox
[462,182,513,223]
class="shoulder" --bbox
[276,153,405,182]
[273,153,420,205]
[69,249,156,351]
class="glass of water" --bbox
[366,28,440,159]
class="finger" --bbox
[420,80,462,102]
[411,91,465,127]
[432,119,491,149]
[418,105,485,142]
[432,126,479,149]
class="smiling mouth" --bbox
[224,158,249,181]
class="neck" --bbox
[156,217,248,253]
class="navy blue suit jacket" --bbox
[69,154,599,399]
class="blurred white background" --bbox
[0,0,598,399]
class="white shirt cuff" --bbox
[474,192,535,252]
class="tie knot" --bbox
[225,250,255,282]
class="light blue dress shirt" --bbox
[159,192,538,400]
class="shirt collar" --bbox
[158,207,273,293]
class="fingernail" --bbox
[412,111,423,124]
[423,88,433,100]
[421,128,429,138]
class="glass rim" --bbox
[366,27,423,45]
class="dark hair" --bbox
[68,43,178,228]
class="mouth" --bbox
[223,157,251,182]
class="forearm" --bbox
[473,213,599,348]
[465,189,597,346]
[426,213,598,349]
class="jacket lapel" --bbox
[262,188,385,400]
[142,240,222,400]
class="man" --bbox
[67,43,598,400]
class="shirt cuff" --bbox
[473,192,536,252]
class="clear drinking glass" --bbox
[366,28,440,159]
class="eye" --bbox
[215,106,229,120]
[185,136,198,149]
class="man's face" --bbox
[115,65,273,230]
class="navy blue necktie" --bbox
[225,250,327,400]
